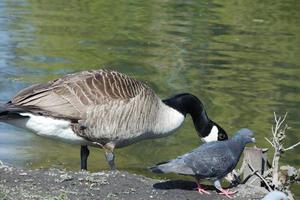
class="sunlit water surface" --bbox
[0,0,299,197]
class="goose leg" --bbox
[105,150,115,170]
[80,145,90,170]
[92,142,116,170]
[104,143,116,170]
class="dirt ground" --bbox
[0,162,268,200]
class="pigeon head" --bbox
[232,128,255,145]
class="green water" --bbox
[0,0,299,197]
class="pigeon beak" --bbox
[251,137,256,143]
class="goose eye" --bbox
[218,134,225,140]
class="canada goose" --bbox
[0,69,228,170]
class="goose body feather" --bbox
[5,70,184,147]
[6,113,88,145]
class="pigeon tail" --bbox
[149,159,194,175]
[149,165,165,174]
[149,161,170,173]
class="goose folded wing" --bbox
[10,70,150,120]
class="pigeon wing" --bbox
[183,141,237,179]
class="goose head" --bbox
[163,93,228,142]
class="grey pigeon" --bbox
[150,128,255,198]
[262,191,288,200]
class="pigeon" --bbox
[150,128,255,198]
[262,191,288,200]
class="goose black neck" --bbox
[163,93,213,137]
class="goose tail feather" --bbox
[0,103,25,120]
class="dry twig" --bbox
[264,112,299,200]
[247,163,272,192]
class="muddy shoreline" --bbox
[0,162,268,200]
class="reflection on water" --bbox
[0,0,299,196]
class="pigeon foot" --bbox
[218,189,237,198]
[195,183,210,194]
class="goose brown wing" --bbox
[10,70,151,120]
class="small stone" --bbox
[58,174,73,182]
[85,176,108,185]
[85,176,95,182]
[89,183,100,190]
[78,177,84,181]
[92,172,106,176]
[106,192,118,199]
[129,188,136,193]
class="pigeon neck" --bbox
[162,93,213,138]
[232,136,249,147]
[230,139,246,157]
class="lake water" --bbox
[0,0,299,197]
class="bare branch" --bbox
[241,112,297,197]
[265,137,275,148]
[278,134,286,142]
[283,112,288,122]
[247,163,273,192]
[263,169,272,177]
[273,112,277,123]
[241,170,258,184]
[277,113,288,131]
[284,141,300,151]
[271,125,275,136]
[286,190,295,200]
[283,124,289,133]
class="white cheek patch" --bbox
[202,125,219,143]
